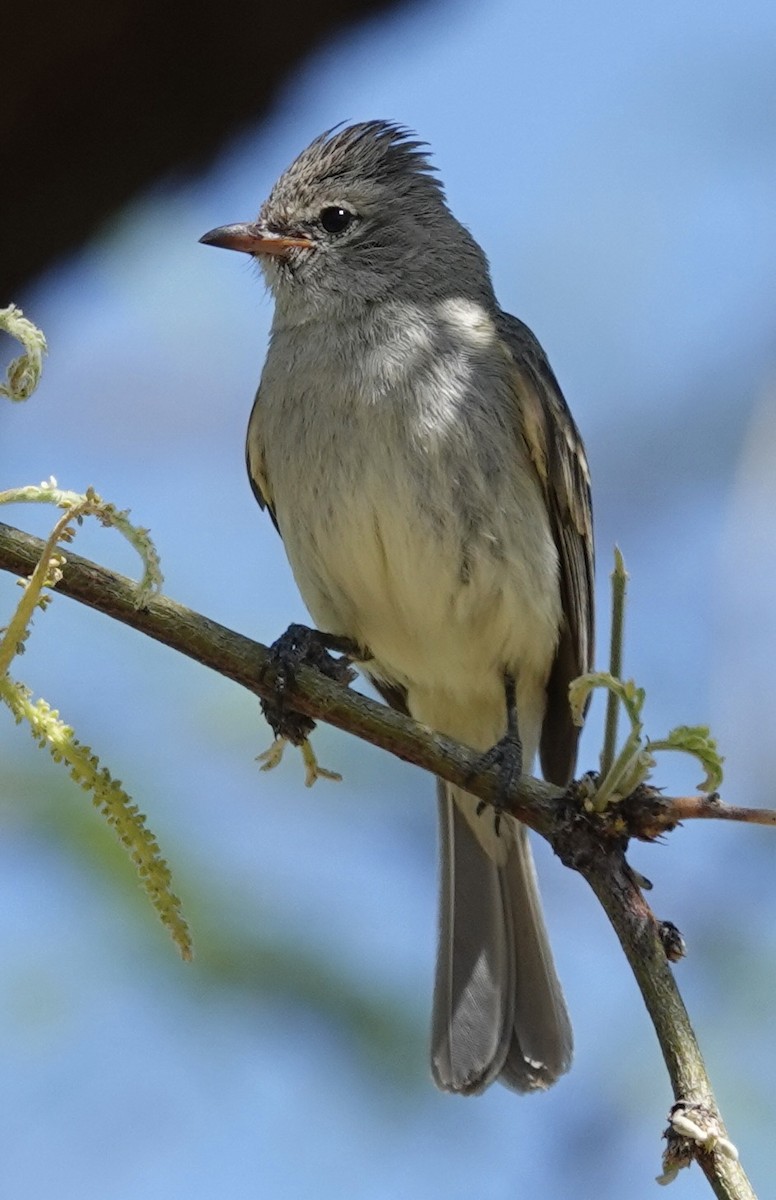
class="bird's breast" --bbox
[253,317,562,744]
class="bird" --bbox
[200,121,594,1095]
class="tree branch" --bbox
[0,518,763,1196]
[660,795,776,828]
[0,520,560,823]
[581,853,754,1197]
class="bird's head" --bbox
[200,121,493,320]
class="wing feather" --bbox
[246,391,280,534]
[497,313,594,785]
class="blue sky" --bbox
[3,0,776,1196]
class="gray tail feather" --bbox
[431,780,572,1095]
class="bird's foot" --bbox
[260,622,360,738]
[257,624,361,786]
[469,731,523,837]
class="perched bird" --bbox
[201,121,594,1095]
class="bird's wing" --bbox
[497,312,595,786]
[245,390,281,534]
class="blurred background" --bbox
[3,0,776,1196]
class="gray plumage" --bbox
[201,121,594,1094]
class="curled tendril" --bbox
[1,305,47,401]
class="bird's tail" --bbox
[431,780,572,1094]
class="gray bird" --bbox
[201,121,594,1095]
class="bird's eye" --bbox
[319,206,354,234]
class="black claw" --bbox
[467,673,523,836]
[467,733,523,835]
[260,623,360,744]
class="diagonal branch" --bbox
[581,852,754,1198]
[0,518,762,1197]
[0,519,560,823]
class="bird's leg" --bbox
[258,623,366,785]
[470,673,523,835]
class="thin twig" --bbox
[667,797,776,826]
[618,787,776,839]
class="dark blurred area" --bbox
[2,0,410,297]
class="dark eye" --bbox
[319,206,354,234]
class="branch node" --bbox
[620,783,678,841]
[658,1101,739,1185]
[549,782,629,874]
[658,920,687,963]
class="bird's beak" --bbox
[199,222,314,256]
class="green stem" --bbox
[592,727,642,810]
[600,547,628,779]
